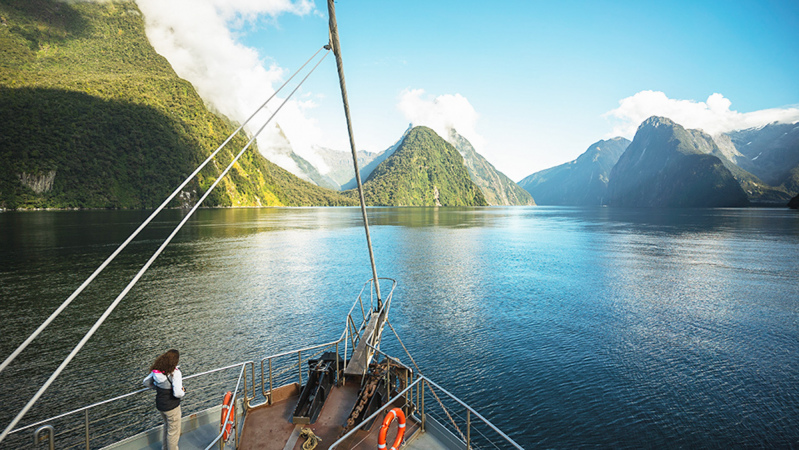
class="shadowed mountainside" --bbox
[519,137,630,205]
[0,0,354,209]
[607,117,749,207]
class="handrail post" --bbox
[260,360,266,399]
[466,409,471,450]
[249,362,255,407]
[33,425,54,450]
[298,351,303,386]
[358,292,366,322]
[421,379,426,432]
[343,325,349,379]
[234,396,239,450]
[268,358,274,405]
[84,409,90,450]
[243,364,248,410]
[404,370,409,417]
[243,362,255,409]
[416,376,420,422]
[335,342,340,386]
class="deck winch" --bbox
[292,352,340,424]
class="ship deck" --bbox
[103,382,455,450]
[240,382,427,449]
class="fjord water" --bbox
[1,207,798,448]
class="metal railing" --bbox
[257,278,396,405]
[329,374,524,449]
[7,277,524,449]
[7,279,396,450]
[357,342,524,449]
[258,340,341,406]
[7,362,253,450]
[204,363,251,450]
[421,377,524,450]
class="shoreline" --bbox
[1,203,794,213]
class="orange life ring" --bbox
[377,407,406,450]
[220,391,235,440]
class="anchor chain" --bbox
[340,360,391,436]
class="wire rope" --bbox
[0,48,331,444]
[386,319,467,442]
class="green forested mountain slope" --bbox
[348,126,487,206]
[0,0,354,209]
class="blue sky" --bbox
[140,0,799,180]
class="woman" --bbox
[143,349,185,450]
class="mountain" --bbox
[447,129,535,206]
[340,126,412,191]
[0,0,354,209]
[518,137,629,205]
[308,146,381,190]
[607,117,749,207]
[724,122,799,194]
[348,126,487,206]
[789,194,799,209]
[255,126,341,191]
[686,131,792,204]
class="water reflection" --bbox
[1,207,798,448]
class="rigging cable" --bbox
[0,48,331,443]
[0,45,330,376]
[385,319,467,443]
[326,0,382,309]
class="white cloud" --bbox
[134,0,324,169]
[398,89,486,150]
[604,90,799,137]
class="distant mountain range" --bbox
[294,125,533,206]
[0,0,521,212]
[254,127,343,191]
[340,127,412,191]
[310,146,381,190]
[3,2,794,210]
[518,137,629,205]
[725,122,799,194]
[520,116,798,208]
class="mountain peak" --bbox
[608,117,749,207]
[639,116,676,130]
[350,126,487,206]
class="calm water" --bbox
[1,207,798,448]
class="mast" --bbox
[327,0,382,309]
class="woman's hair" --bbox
[150,349,180,375]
